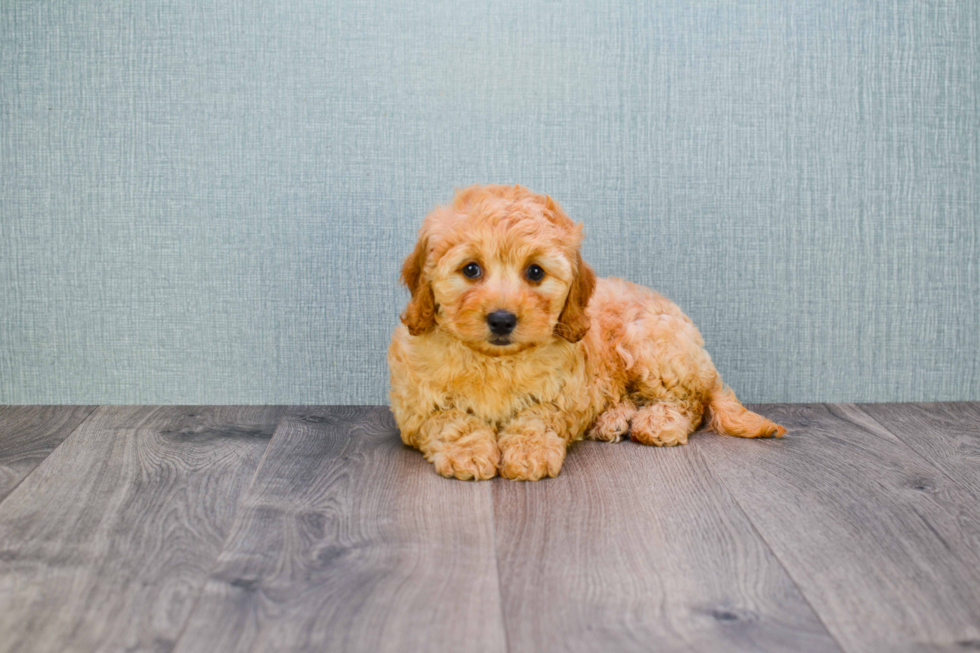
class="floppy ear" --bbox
[400,235,437,336]
[554,251,596,343]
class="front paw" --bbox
[429,432,500,481]
[498,428,566,481]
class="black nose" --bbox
[487,310,517,336]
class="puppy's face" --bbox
[429,224,576,354]
[400,185,596,355]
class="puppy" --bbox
[388,184,785,481]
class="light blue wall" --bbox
[1,0,978,404]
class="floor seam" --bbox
[691,426,850,653]
[169,404,293,652]
[0,404,100,510]
[845,402,980,572]
[488,480,512,653]
[849,402,980,496]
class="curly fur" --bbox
[388,184,786,481]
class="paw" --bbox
[430,433,500,481]
[630,404,691,447]
[498,430,566,481]
[590,403,636,442]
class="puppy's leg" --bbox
[416,409,500,481]
[588,399,637,442]
[629,402,699,447]
[498,406,568,481]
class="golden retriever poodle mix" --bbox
[388,184,785,481]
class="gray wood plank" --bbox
[856,402,980,494]
[492,438,842,653]
[173,407,506,653]
[0,405,97,501]
[0,405,286,653]
[694,403,980,653]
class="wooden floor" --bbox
[0,404,978,652]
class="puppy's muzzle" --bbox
[486,310,517,337]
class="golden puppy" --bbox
[388,184,785,481]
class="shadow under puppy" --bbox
[388,184,785,481]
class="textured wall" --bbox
[1,0,978,404]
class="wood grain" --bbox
[3,402,977,652]
[0,405,286,653]
[694,403,980,653]
[856,402,980,494]
[0,406,97,501]
[491,438,841,653]
[173,406,506,653]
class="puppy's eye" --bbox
[462,262,482,279]
[526,264,545,282]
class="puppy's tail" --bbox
[705,380,786,438]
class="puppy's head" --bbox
[400,184,595,355]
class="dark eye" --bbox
[462,262,482,279]
[526,264,545,282]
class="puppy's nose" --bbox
[487,310,517,336]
